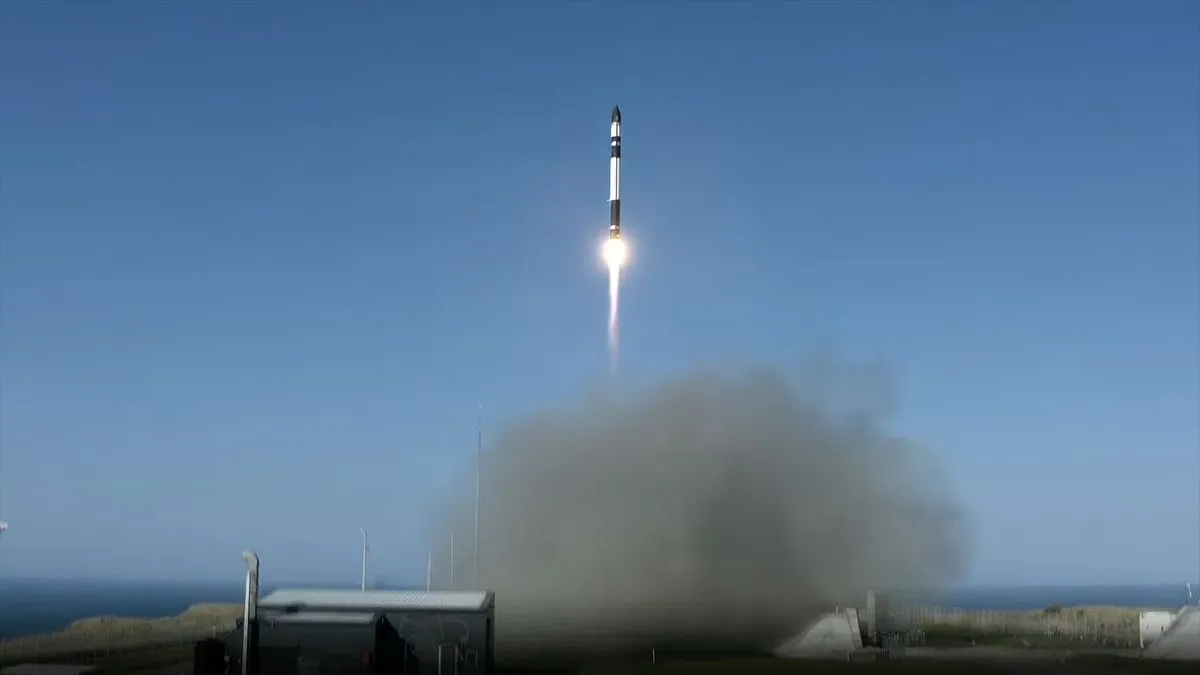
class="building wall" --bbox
[222,607,495,675]
[256,622,374,651]
[386,611,491,675]
[225,622,380,675]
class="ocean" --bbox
[0,578,1195,640]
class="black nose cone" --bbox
[611,106,621,124]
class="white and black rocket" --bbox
[608,105,622,240]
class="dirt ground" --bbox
[52,647,1200,675]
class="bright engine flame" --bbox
[603,238,627,268]
[602,237,627,375]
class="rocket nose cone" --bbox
[611,106,621,124]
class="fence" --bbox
[0,615,238,665]
[889,604,1142,648]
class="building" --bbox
[249,589,495,675]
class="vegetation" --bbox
[494,654,1200,675]
[86,644,195,675]
[902,604,1146,648]
[0,603,240,666]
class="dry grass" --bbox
[87,644,195,675]
[629,656,1199,674]
[899,605,1147,648]
[61,603,242,633]
[0,604,241,664]
[498,654,1200,675]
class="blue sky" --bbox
[1,2,1197,587]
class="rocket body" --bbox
[608,106,622,240]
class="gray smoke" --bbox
[430,363,970,661]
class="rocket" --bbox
[608,105,622,240]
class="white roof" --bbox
[259,589,492,612]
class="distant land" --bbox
[0,577,1195,640]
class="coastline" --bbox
[0,601,1179,664]
[0,580,1191,667]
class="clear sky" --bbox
[1,2,1197,587]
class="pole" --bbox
[474,404,482,587]
[449,529,455,591]
[240,552,260,675]
[360,528,369,591]
[426,541,433,592]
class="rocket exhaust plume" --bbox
[607,263,620,374]
[428,360,972,664]
[603,239,626,374]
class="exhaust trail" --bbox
[607,263,620,374]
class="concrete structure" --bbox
[0,667,95,675]
[864,591,876,642]
[843,607,862,643]
[1143,605,1200,660]
[1139,610,1178,648]
[774,609,863,659]
[862,590,901,637]
[255,589,496,674]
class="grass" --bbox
[0,643,196,674]
[493,654,1200,675]
[0,604,241,668]
[903,604,1147,648]
[87,644,195,675]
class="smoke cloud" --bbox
[430,362,970,662]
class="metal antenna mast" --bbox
[449,528,455,591]
[0,176,7,543]
[474,404,482,587]
[360,528,369,591]
[0,176,5,542]
[426,541,433,592]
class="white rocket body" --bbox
[608,106,622,240]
